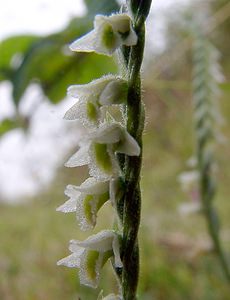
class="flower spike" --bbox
[56,178,110,230]
[70,14,137,56]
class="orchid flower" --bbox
[70,14,137,56]
[97,291,122,300]
[57,178,111,230]
[57,230,122,288]
[65,75,128,126]
[178,171,200,196]
[65,122,140,180]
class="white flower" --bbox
[65,123,140,180]
[56,178,111,230]
[178,171,200,193]
[178,202,202,216]
[65,75,128,126]
[178,170,201,215]
[97,291,122,300]
[102,294,121,300]
[57,230,122,288]
[70,13,137,56]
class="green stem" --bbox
[198,149,230,281]
[205,208,230,281]
[121,12,146,300]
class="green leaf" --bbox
[0,117,29,137]
[220,82,230,92]
[0,35,39,81]
[0,119,18,136]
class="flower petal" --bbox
[70,14,137,56]
[99,79,128,105]
[89,143,120,180]
[70,29,98,53]
[56,185,81,213]
[112,235,123,268]
[91,123,122,144]
[101,294,122,300]
[67,75,116,98]
[79,250,103,288]
[75,194,97,231]
[74,230,116,252]
[64,184,80,198]
[109,178,122,206]
[116,130,140,156]
[95,14,137,47]
[65,143,90,167]
[64,97,100,126]
[56,197,78,213]
[74,177,109,195]
[57,252,82,268]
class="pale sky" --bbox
[0,0,86,39]
[0,0,191,202]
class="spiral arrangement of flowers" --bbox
[57,2,152,299]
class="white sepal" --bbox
[116,129,140,156]
[91,123,122,144]
[91,122,140,156]
[65,143,90,167]
[56,185,80,213]
[57,245,84,268]
[67,75,117,98]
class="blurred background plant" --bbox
[1,0,230,299]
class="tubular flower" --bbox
[57,230,122,288]
[56,177,120,230]
[65,75,128,126]
[65,122,140,180]
[70,13,137,56]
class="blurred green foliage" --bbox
[0,0,119,134]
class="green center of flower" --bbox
[83,195,94,225]
[86,101,98,122]
[102,24,116,50]
[94,143,113,174]
[86,250,99,281]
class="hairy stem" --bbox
[121,1,151,298]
